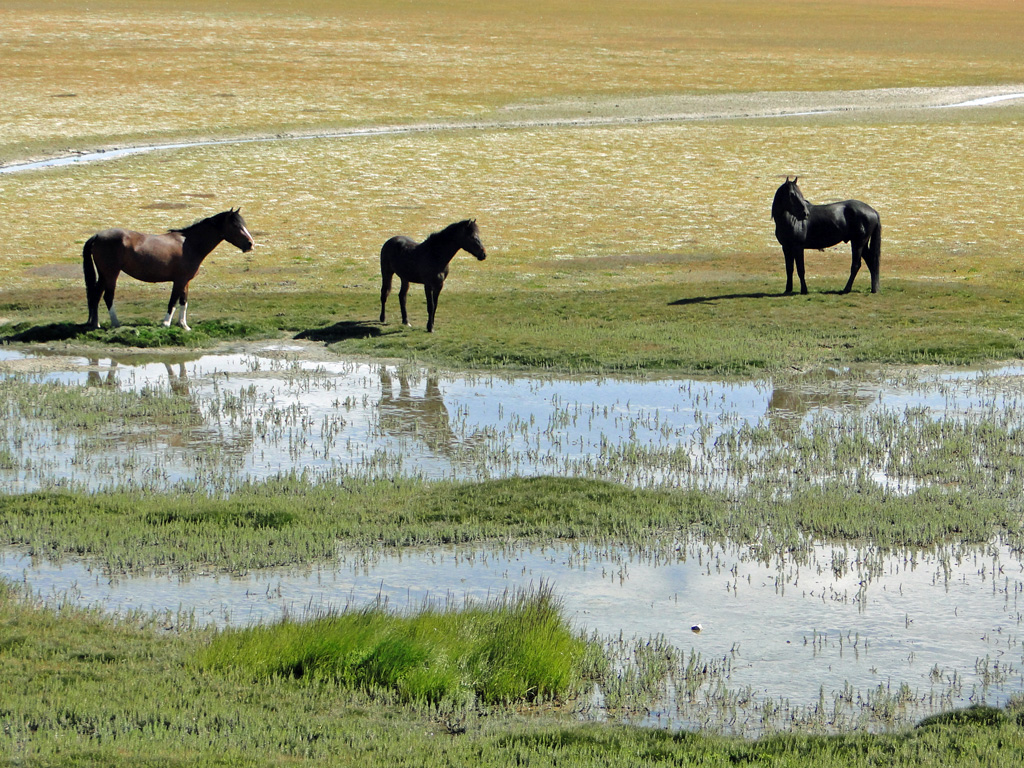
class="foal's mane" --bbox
[424,219,475,245]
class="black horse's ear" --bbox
[793,176,798,185]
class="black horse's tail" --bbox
[869,218,881,293]
[82,235,98,293]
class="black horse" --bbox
[379,219,487,332]
[771,177,881,295]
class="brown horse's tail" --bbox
[869,218,881,293]
[82,235,98,293]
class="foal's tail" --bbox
[868,218,882,293]
[82,235,98,293]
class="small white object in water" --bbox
[691,623,703,633]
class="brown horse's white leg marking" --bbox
[109,306,120,328]
[162,303,190,330]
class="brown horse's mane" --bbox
[168,209,230,235]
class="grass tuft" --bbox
[199,584,587,706]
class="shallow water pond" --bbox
[4,536,1024,733]
[2,342,1023,494]
[3,343,1024,732]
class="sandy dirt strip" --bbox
[3,85,1023,174]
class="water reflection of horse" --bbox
[377,368,483,456]
[379,219,487,332]
[767,381,872,432]
[378,369,455,453]
[86,357,189,393]
[771,178,881,295]
[83,208,255,330]
[83,355,250,456]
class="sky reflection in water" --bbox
[3,344,1024,730]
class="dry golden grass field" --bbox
[1,0,1023,367]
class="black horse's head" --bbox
[771,177,810,222]
[458,219,487,261]
[221,208,255,252]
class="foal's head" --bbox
[772,177,810,222]
[219,208,256,252]
[457,219,487,261]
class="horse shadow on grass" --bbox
[1,322,96,344]
[669,291,776,306]
[670,288,848,305]
[294,320,383,343]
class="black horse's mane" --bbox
[771,179,807,222]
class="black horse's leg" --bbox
[783,248,795,295]
[380,269,392,323]
[398,279,411,326]
[867,223,881,294]
[795,249,808,295]
[843,243,863,294]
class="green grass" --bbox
[5,277,1024,374]
[0,478,716,572]
[200,586,588,706]
[2,474,1020,575]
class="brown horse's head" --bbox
[222,208,255,252]
[460,219,487,261]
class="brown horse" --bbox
[379,219,487,332]
[83,208,254,330]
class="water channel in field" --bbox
[2,341,1024,733]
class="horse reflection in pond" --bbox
[379,219,487,333]
[83,208,255,330]
[772,178,881,295]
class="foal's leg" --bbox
[425,283,440,333]
[843,243,863,294]
[398,279,411,326]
